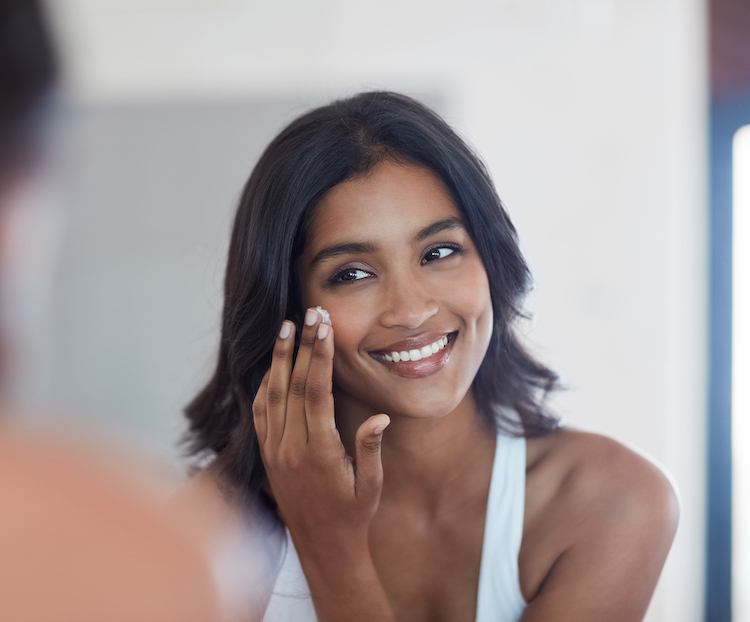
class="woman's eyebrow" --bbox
[309,242,377,267]
[413,217,465,242]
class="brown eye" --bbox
[422,246,458,264]
[331,267,373,284]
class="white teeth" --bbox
[381,335,451,363]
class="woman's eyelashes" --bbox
[328,266,374,285]
[421,243,463,265]
[325,244,464,286]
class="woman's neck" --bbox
[333,389,496,512]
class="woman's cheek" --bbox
[323,297,371,358]
[448,261,494,345]
[449,259,492,307]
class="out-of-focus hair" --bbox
[0,0,57,175]
[184,91,560,511]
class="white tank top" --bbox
[263,434,527,622]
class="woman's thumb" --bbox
[354,414,390,499]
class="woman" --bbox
[183,91,678,621]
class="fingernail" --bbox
[305,308,318,326]
[279,321,292,339]
[317,323,329,339]
[373,418,390,436]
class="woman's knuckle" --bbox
[265,454,282,471]
[266,385,284,405]
[289,377,307,398]
[359,438,381,454]
[299,333,316,349]
[305,382,327,404]
[279,447,303,470]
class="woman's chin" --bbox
[367,391,469,423]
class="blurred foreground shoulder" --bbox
[172,469,284,621]
[0,431,223,622]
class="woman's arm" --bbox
[521,433,679,621]
[252,309,397,622]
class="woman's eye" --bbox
[332,267,372,283]
[422,246,457,264]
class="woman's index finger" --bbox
[263,320,296,446]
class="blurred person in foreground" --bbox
[0,2,264,620]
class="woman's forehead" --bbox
[305,160,462,251]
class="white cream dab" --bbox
[316,306,331,325]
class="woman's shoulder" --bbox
[518,427,679,611]
[526,427,679,517]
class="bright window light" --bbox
[734,124,750,622]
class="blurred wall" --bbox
[34,1,707,620]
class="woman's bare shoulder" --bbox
[520,428,679,619]
[527,427,679,518]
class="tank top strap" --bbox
[475,433,527,622]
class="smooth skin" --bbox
[240,160,679,621]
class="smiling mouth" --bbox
[370,331,458,363]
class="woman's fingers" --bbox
[264,320,296,446]
[354,415,390,502]
[284,308,322,443]
[252,368,272,446]
[304,321,337,442]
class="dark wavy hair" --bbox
[0,0,57,174]
[184,91,560,508]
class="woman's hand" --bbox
[253,308,395,621]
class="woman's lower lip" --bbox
[371,340,453,379]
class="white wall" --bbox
[40,1,707,620]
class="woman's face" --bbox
[299,159,493,421]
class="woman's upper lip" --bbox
[370,331,454,354]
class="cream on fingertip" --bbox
[315,306,331,325]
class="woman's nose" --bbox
[378,272,439,329]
